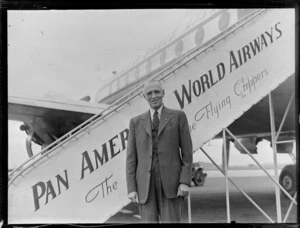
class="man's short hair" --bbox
[143,79,163,93]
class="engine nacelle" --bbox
[234,137,262,154]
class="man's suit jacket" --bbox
[126,106,193,204]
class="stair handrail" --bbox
[9,9,266,186]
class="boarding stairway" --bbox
[8,9,295,224]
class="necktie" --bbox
[153,111,159,130]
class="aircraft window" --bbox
[218,11,230,31]
[195,26,205,46]
[175,40,183,57]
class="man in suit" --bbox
[126,79,193,223]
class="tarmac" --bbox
[106,169,297,224]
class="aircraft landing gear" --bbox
[192,162,207,186]
[20,124,34,157]
[193,168,207,186]
[20,123,45,158]
[279,164,296,197]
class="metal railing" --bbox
[8,9,266,187]
[201,147,275,223]
[225,128,297,205]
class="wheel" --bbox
[193,169,206,186]
[279,165,296,197]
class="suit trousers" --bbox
[138,162,184,223]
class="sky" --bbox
[7,9,295,170]
[8,9,211,99]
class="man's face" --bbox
[143,82,164,110]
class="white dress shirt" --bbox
[149,105,163,122]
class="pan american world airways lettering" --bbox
[31,128,129,212]
[173,22,282,109]
[29,21,283,214]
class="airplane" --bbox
[8,94,109,157]
[9,75,296,192]
[7,8,297,223]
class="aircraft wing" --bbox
[8,95,109,147]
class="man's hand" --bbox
[177,183,190,197]
[128,192,139,203]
